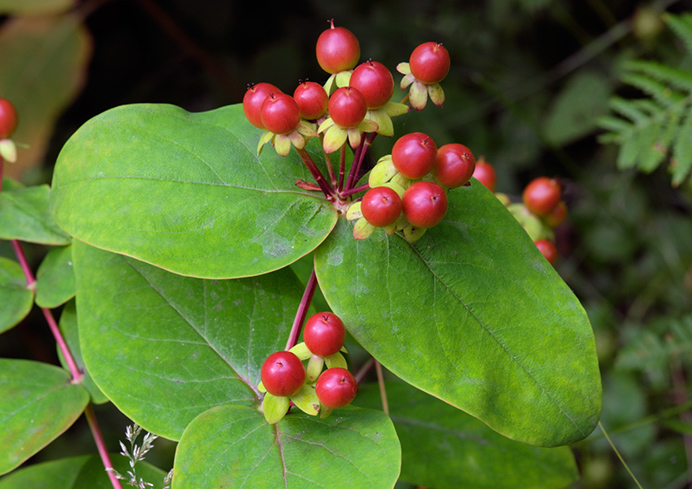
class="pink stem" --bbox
[284,269,318,351]
[354,357,375,384]
[296,148,336,202]
[346,133,376,191]
[338,145,346,192]
[85,405,124,489]
[11,240,84,383]
[341,183,370,197]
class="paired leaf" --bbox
[35,244,76,308]
[73,240,305,440]
[0,185,70,245]
[315,182,601,447]
[0,454,167,489]
[0,359,89,475]
[173,404,400,489]
[51,104,338,279]
[356,381,578,489]
[0,257,33,334]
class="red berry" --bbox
[349,60,394,109]
[293,81,328,120]
[544,201,567,228]
[402,181,448,228]
[303,312,346,358]
[328,87,367,128]
[535,239,558,265]
[0,99,19,139]
[361,186,403,227]
[391,132,438,179]
[260,93,301,135]
[315,368,358,409]
[261,351,306,397]
[409,42,450,84]
[243,83,281,129]
[523,177,561,216]
[316,21,360,74]
[433,143,476,188]
[472,159,496,192]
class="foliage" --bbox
[598,14,692,187]
[2,2,692,489]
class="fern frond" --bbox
[598,13,692,186]
[672,109,692,185]
[625,60,692,92]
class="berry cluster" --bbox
[241,20,467,243]
[347,134,476,241]
[470,157,567,265]
[0,98,19,163]
[258,312,357,424]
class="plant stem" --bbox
[354,357,375,384]
[598,421,644,489]
[346,133,376,191]
[10,240,84,383]
[296,148,336,202]
[338,144,346,192]
[324,150,337,187]
[340,183,369,198]
[285,269,318,351]
[375,360,389,416]
[85,405,124,489]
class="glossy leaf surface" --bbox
[0,257,33,334]
[73,241,304,440]
[356,381,578,489]
[315,182,601,446]
[0,185,70,245]
[0,359,88,474]
[173,404,400,489]
[51,104,338,279]
[36,244,76,308]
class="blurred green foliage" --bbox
[2,0,692,487]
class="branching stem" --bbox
[346,133,376,191]
[341,183,370,198]
[296,148,336,202]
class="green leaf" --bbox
[0,14,91,175]
[0,454,167,489]
[57,300,108,404]
[73,240,305,440]
[0,0,73,15]
[35,244,76,308]
[51,104,338,279]
[0,359,89,475]
[315,183,601,447]
[0,257,33,334]
[543,71,611,146]
[0,185,70,245]
[356,381,578,489]
[173,404,401,489]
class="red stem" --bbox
[340,183,370,197]
[285,269,318,351]
[85,405,124,489]
[346,133,376,191]
[2,152,120,489]
[338,145,346,192]
[296,148,336,201]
